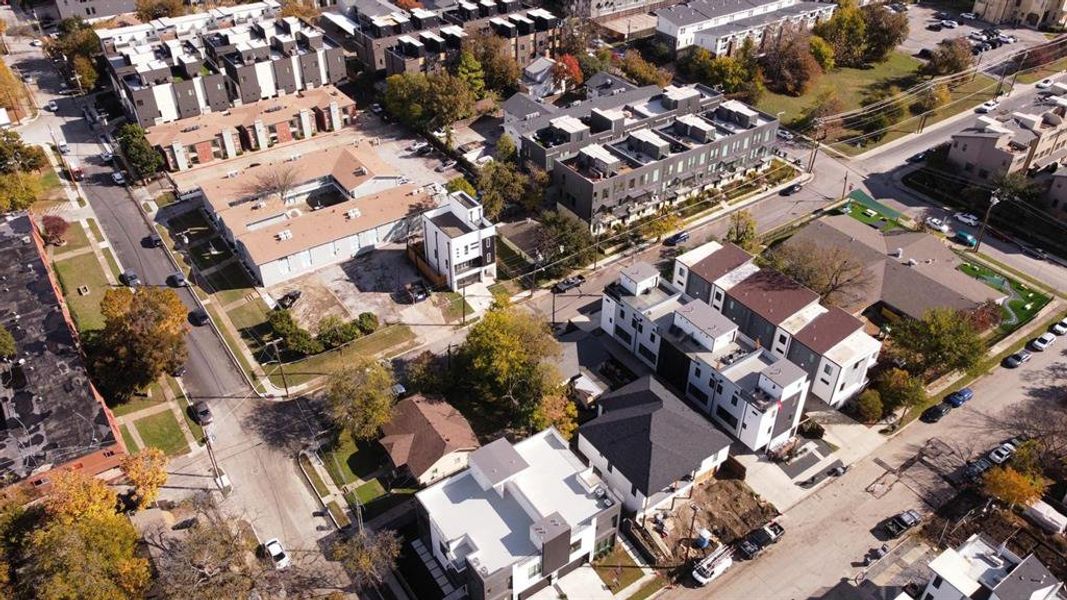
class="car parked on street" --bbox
[945,388,974,407]
[100,151,114,162]
[263,539,291,570]
[692,545,733,586]
[953,212,980,227]
[1030,332,1057,351]
[776,129,794,141]
[884,510,922,538]
[167,272,189,287]
[976,99,1000,113]
[920,403,951,423]
[963,457,994,481]
[736,522,785,560]
[953,231,977,247]
[924,216,950,233]
[781,183,804,196]
[664,231,690,246]
[190,309,210,326]
[112,171,126,185]
[193,401,213,425]
[552,275,586,294]
[1002,350,1032,368]
[407,141,428,152]
[119,270,141,287]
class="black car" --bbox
[1002,350,1032,368]
[780,183,803,196]
[143,233,163,248]
[406,280,430,303]
[119,270,142,287]
[664,231,690,246]
[190,309,210,326]
[736,536,764,560]
[884,510,922,538]
[906,151,928,163]
[552,275,586,294]
[963,457,994,482]
[920,403,951,423]
[927,23,943,31]
[278,290,302,309]
[917,48,933,59]
[193,401,213,425]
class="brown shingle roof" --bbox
[689,242,752,283]
[379,395,479,480]
[794,306,863,354]
[727,270,820,326]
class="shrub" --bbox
[357,312,379,335]
[41,215,70,245]
[798,419,825,439]
[317,315,362,349]
[855,389,884,423]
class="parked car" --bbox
[1036,79,1056,90]
[370,103,383,114]
[953,231,977,247]
[552,275,586,294]
[58,142,70,154]
[664,231,690,246]
[1002,350,1032,368]
[917,48,933,59]
[277,290,302,309]
[405,280,429,303]
[190,309,210,326]
[193,401,213,425]
[940,19,959,28]
[884,510,922,538]
[920,403,951,423]
[952,212,980,227]
[736,522,785,559]
[781,183,804,196]
[111,171,126,185]
[924,216,950,233]
[119,270,141,287]
[407,141,428,152]
[263,539,291,570]
[927,23,943,31]
[1050,319,1067,336]
[100,151,113,163]
[143,233,162,248]
[976,100,1000,113]
[906,150,928,163]
[1030,332,1057,351]
[776,129,794,141]
[989,442,1016,464]
[961,11,978,19]
[167,272,189,287]
[969,31,987,41]
[45,100,58,111]
[963,457,994,481]
[435,159,457,173]
[692,546,733,586]
[945,387,974,407]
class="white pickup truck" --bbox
[692,544,733,586]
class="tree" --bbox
[464,32,520,95]
[798,89,845,135]
[454,50,486,100]
[620,50,672,87]
[44,469,118,524]
[861,4,908,64]
[964,299,1002,331]
[91,287,188,400]
[760,29,822,96]
[404,351,447,395]
[0,326,13,359]
[120,448,169,509]
[681,49,747,93]
[638,211,683,241]
[494,133,517,163]
[41,215,70,246]
[329,529,402,590]
[135,0,184,21]
[891,308,983,375]
[426,72,476,127]
[922,38,973,76]
[875,367,925,423]
[384,73,432,128]
[911,83,951,114]
[537,210,596,279]
[559,17,592,56]
[530,393,578,439]
[394,0,422,8]
[814,0,867,67]
[766,239,871,306]
[1012,440,1042,479]
[477,161,528,220]
[0,173,40,212]
[868,84,908,125]
[855,389,883,423]
[993,172,1042,204]
[278,0,320,19]
[268,309,322,355]
[725,210,759,252]
[117,124,162,179]
[242,165,300,202]
[553,53,583,91]
[72,55,100,90]
[445,176,476,196]
[326,357,396,441]
[0,130,47,173]
[809,35,835,71]
[983,466,1045,507]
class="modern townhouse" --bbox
[671,241,882,408]
[145,85,356,172]
[99,2,346,127]
[0,215,126,490]
[55,0,135,20]
[920,534,1063,600]
[422,191,498,291]
[337,0,560,76]
[416,429,622,600]
[515,84,777,232]
[972,0,1067,28]
[577,376,732,519]
[599,262,809,451]
[656,0,836,56]
[947,106,1067,182]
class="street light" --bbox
[974,194,1002,253]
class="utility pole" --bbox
[551,290,557,326]
[974,195,1001,253]
[806,126,824,173]
[266,338,290,398]
[840,172,849,200]
[461,283,467,325]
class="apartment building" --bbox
[145,85,356,172]
[339,0,560,76]
[671,241,882,408]
[599,262,809,451]
[55,0,135,20]
[947,107,1067,181]
[416,429,622,600]
[516,84,777,232]
[1043,170,1067,217]
[973,0,1067,28]
[656,0,836,55]
[0,215,126,490]
[921,534,1063,600]
[422,191,498,291]
[99,2,346,127]
[191,145,438,287]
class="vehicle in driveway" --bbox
[58,142,70,154]
[263,539,291,569]
[884,510,922,538]
[407,141,428,152]
[1051,319,1067,336]
[776,129,794,141]
[924,217,950,233]
[953,212,980,227]
[920,403,951,423]
[112,171,126,185]
[989,442,1016,464]
[435,159,457,172]
[781,183,803,196]
[552,275,586,294]
[100,151,114,162]
[940,19,959,28]
[664,231,690,246]
[405,280,430,303]
[953,231,977,247]
[1037,78,1056,90]
[945,388,974,407]
[193,401,213,425]
[1002,350,1032,368]
[277,290,302,309]
[119,270,141,287]
[1030,332,1057,351]
[45,100,58,111]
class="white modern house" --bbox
[416,429,622,600]
[422,191,498,291]
[577,376,731,519]
[921,534,1063,600]
[656,0,836,55]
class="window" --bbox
[778,334,787,345]
[649,332,656,343]
[715,406,739,428]
[695,366,702,378]
[528,562,542,578]
[570,540,582,554]
[611,515,619,528]
[630,483,638,496]
[823,364,833,375]
[931,576,942,589]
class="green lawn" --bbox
[155,191,177,207]
[101,247,122,279]
[322,432,387,487]
[345,486,416,521]
[441,291,475,323]
[133,410,190,456]
[170,378,205,445]
[593,544,643,593]
[1017,56,1067,84]
[352,479,386,504]
[267,325,416,388]
[37,168,61,195]
[120,424,140,454]
[55,224,91,254]
[299,454,330,497]
[52,253,111,331]
[204,261,255,306]
[109,385,166,417]
[86,218,103,243]
[958,262,1051,331]
[227,298,272,357]
[842,202,900,231]
[327,500,351,528]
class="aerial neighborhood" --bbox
[4,0,1067,597]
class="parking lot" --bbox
[898,4,1048,64]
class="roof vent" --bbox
[287,153,301,162]
[276,229,293,240]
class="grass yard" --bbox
[54,224,91,255]
[155,191,177,207]
[299,454,330,497]
[440,291,475,323]
[842,202,900,231]
[346,486,417,521]
[593,544,643,593]
[267,325,416,388]
[322,432,386,487]
[109,385,166,417]
[86,218,103,243]
[52,252,111,331]
[171,380,205,445]
[101,247,122,279]
[1017,57,1067,84]
[120,424,140,454]
[204,261,255,306]
[327,500,351,528]
[627,576,666,600]
[133,410,190,456]
[227,298,272,356]
[487,281,513,300]
[352,479,386,504]
[958,261,1051,330]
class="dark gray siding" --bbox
[203,74,230,111]
[56,0,135,19]
[173,80,203,120]
[298,53,323,88]
[325,47,346,83]
[273,57,299,94]
[685,271,714,304]
[127,87,160,126]
[231,64,262,104]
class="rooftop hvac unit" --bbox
[276,229,293,240]
[227,170,239,178]
[287,153,301,162]
[346,208,362,219]
[252,201,266,209]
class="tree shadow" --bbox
[240,396,322,452]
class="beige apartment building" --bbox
[972,0,1067,27]
[947,106,1067,182]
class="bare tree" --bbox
[329,529,402,590]
[240,165,301,203]
[766,239,872,307]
